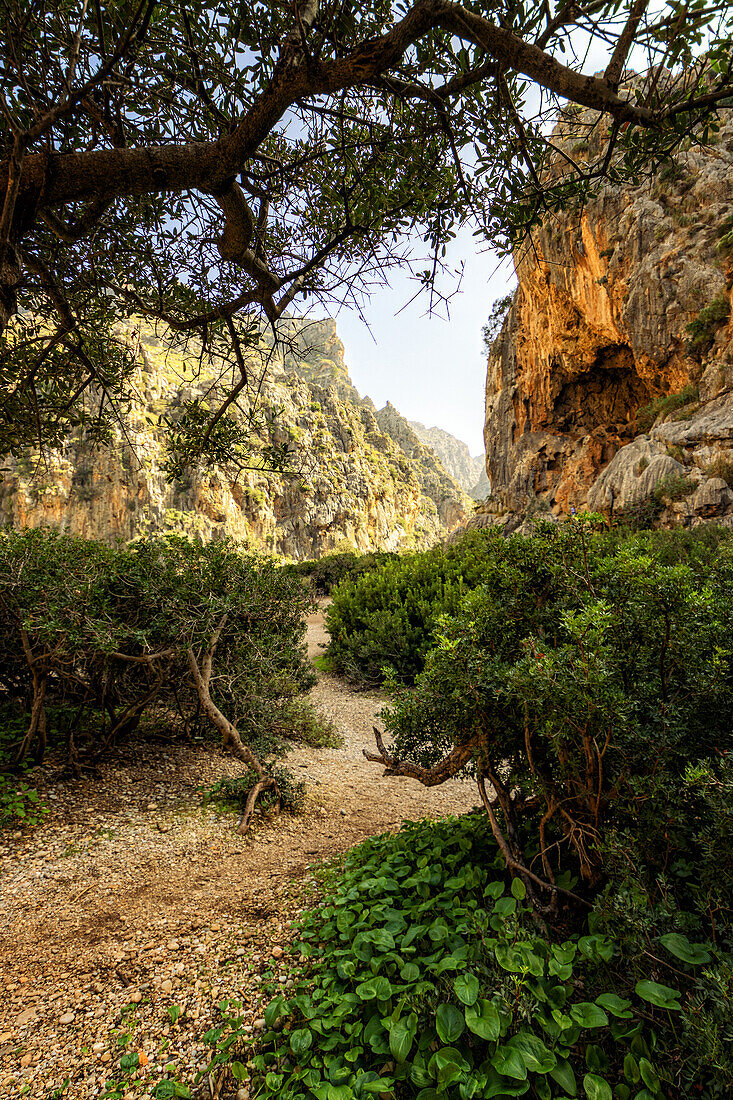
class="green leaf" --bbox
[453,973,479,1006]
[436,1003,465,1044]
[595,993,633,1019]
[401,962,420,982]
[582,1072,611,1100]
[491,1044,528,1081]
[356,977,392,1001]
[152,1083,191,1099]
[389,1013,417,1063]
[465,999,501,1041]
[570,1002,609,1029]
[494,896,517,918]
[549,1058,577,1096]
[658,933,711,966]
[265,1073,284,1091]
[290,1028,313,1055]
[231,1062,247,1082]
[508,1032,556,1074]
[511,878,526,900]
[635,981,682,1011]
[120,1053,139,1072]
[638,1058,661,1094]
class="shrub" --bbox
[686,296,731,351]
[0,529,317,826]
[325,529,510,686]
[225,815,732,1099]
[284,550,395,596]
[372,524,733,912]
[652,471,695,505]
[635,385,699,432]
[704,454,733,488]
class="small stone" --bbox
[92,1043,105,1054]
[20,1053,32,1068]
[101,1051,111,1063]
[254,1018,266,1030]
[129,992,142,1004]
[0,1031,11,1042]
[237,1089,250,1100]
[161,979,173,994]
[271,946,283,959]
[339,809,347,817]
[147,802,158,811]
[59,1012,75,1025]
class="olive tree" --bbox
[1,0,731,465]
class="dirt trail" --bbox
[0,604,477,1098]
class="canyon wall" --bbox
[0,319,470,558]
[408,420,488,498]
[483,104,733,529]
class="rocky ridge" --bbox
[481,102,733,530]
[0,319,470,557]
[408,419,488,498]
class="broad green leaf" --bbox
[549,1058,577,1096]
[570,1003,609,1029]
[491,1044,528,1080]
[436,1003,465,1044]
[583,1072,612,1100]
[401,962,420,982]
[595,993,633,1019]
[465,999,501,1041]
[454,973,479,1006]
[658,933,711,966]
[511,877,527,900]
[634,980,682,1011]
[639,1058,661,1094]
[389,1013,417,1063]
[290,1028,313,1056]
[508,1031,556,1074]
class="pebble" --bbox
[271,946,283,959]
[129,992,142,1004]
[59,1012,75,1025]
[160,980,173,994]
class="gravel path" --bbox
[0,604,478,1099]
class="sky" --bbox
[332,237,515,456]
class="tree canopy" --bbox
[1,0,731,467]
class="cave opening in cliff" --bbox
[551,344,654,440]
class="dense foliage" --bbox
[203,815,732,1098]
[284,550,396,596]
[0,529,319,801]
[326,531,505,685]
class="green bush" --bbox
[325,529,510,686]
[284,550,396,596]
[0,529,317,815]
[686,297,731,351]
[217,814,732,1099]
[635,385,699,433]
[326,524,730,688]
[371,525,733,985]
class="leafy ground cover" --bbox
[204,813,732,1099]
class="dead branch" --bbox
[363,725,473,785]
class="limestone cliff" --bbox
[0,320,470,557]
[408,420,487,498]
[484,103,733,529]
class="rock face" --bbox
[0,319,470,557]
[484,103,733,529]
[408,420,487,498]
